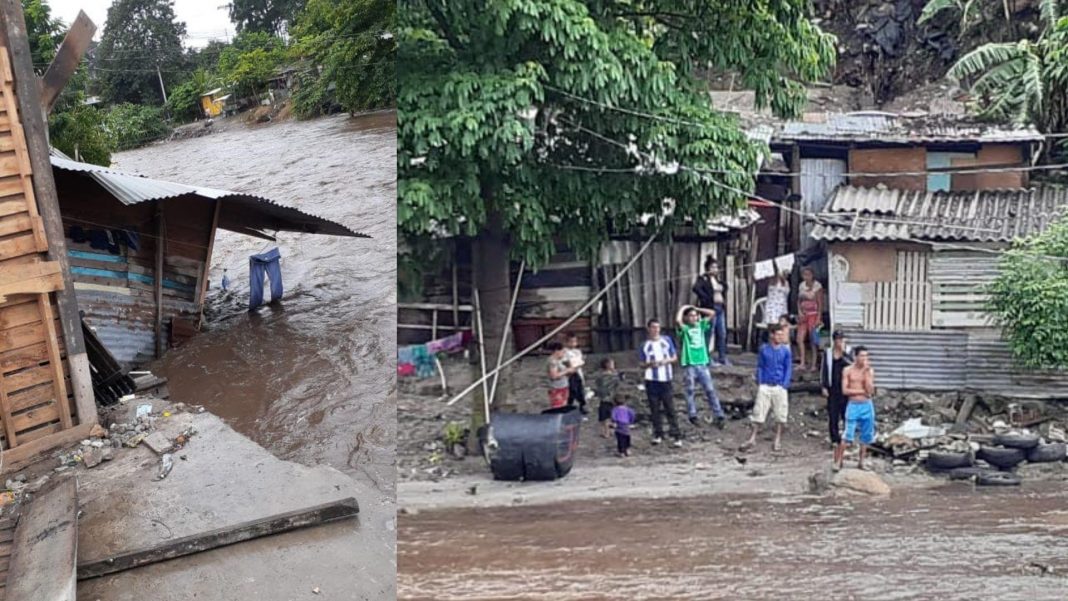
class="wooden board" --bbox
[77,497,359,580]
[5,478,78,601]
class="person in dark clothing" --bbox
[821,331,854,466]
[692,255,730,366]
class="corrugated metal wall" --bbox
[843,328,1068,397]
[841,329,967,391]
[929,251,1000,328]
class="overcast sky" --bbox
[48,0,234,48]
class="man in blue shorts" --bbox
[836,346,876,471]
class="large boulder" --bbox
[832,468,891,496]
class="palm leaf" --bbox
[948,42,1025,80]
[1039,0,1061,25]
[919,0,962,25]
[1022,52,1045,117]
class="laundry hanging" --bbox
[249,247,284,310]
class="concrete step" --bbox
[6,477,78,601]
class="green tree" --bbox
[217,30,287,99]
[228,0,304,35]
[166,76,207,122]
[49,105,113,165]
[103,103,173,150]
[23,0,62,67]
[290,0,395,117]
[398,0,834,407]
[97,0,187,105]
[987,212,1068,368]
[948,0,1068,140]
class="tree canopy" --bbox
[97,0,187,105]
[229,0,305,35]
[398,0,836,269]
[289,0,395,117]
[988,213,1068,368]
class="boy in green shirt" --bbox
[676,305,726,427]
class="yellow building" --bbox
[199,88,229,118]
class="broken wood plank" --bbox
[0,422,91,474]
[40,11,96,114]
[5,477,78,601]
[955,395,977,426]
[77,497,360,580]
[37,294,71,428]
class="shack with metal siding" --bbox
[49,151,367,368]
[199,88,227,118]
[814,184,1068,396]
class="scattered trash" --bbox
[136,404,153,419]
[158,453,175,479]
[125,433,147,448]
[891,418,946,440]
[312,587,321,595]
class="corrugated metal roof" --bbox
[841,329,967,391]
[51,151,368,238]
[780,112,1043,143]
[811,185,1068,242]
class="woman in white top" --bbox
[764,271,790,327]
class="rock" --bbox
[101,447,115,461]
[832,468,891,496]
[143,432,174,454]
[25,475,50,494]
[89,424,108,438]
[83,447,104,469]
[808,468,832,494]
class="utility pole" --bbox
[156,63,167,103]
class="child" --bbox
[594,358,622,438]
[545,341,574,409]
[562,332,588,415]
[610,393,636,457]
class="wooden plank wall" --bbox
[54,175,211,366]
[0,47,78,451]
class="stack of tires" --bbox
[926,431,1067,486]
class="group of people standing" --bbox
[543,255,877,468]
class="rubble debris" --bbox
[144,432,175,455]
[831,468,891,496]
[83,447,104,469]
[89,424,108,438]
[158,453,175,480]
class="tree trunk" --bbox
[472,210,515,421]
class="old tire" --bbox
[483,409,582,481]
[976,471,1022,486]
[977,445,1026,470]
[1026,442,1067,463]
[993,432,1040,450]
[926,450,973,471]
[945,467,987,481]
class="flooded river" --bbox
[398,482,1068,600]
[112,112,396,593]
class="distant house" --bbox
[199,88,230,118]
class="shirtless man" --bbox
[836,347,875,471]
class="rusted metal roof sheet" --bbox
[780,112,1043,143]
[50,152,368,238]
[811,185,1068,242]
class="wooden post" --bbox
[40,10,95,114]
[38,294,72,429]
[451,260,459,329]
[789,143,801,253]
[154,205,165,358]
[195,199,221,317]
[0,0,95,426]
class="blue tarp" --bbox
[249,247,283,310]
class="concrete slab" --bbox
[74,411,388,599]
[6,478,78,601]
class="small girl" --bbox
[610,393,636,457]
[594,358,622,438]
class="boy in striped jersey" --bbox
[639,319,682,447]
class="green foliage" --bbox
[218,31,287,99]
[948,1,1068,140]
[97,0,188,105]
[397,0,835,270]
[229,0,305,35]
[166,78,206,122]
[23,0,62,67]
[987,212,1068,368]
[290,0,395,117]
[442,422,467,447]
[103,103,173,150]
[49,105,114,166]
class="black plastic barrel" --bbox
[479,408,582,481]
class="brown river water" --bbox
[399,481,1068,600]
[112,112,396,591]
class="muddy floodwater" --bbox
[399,482,1068,600]
[112,112,396,592]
